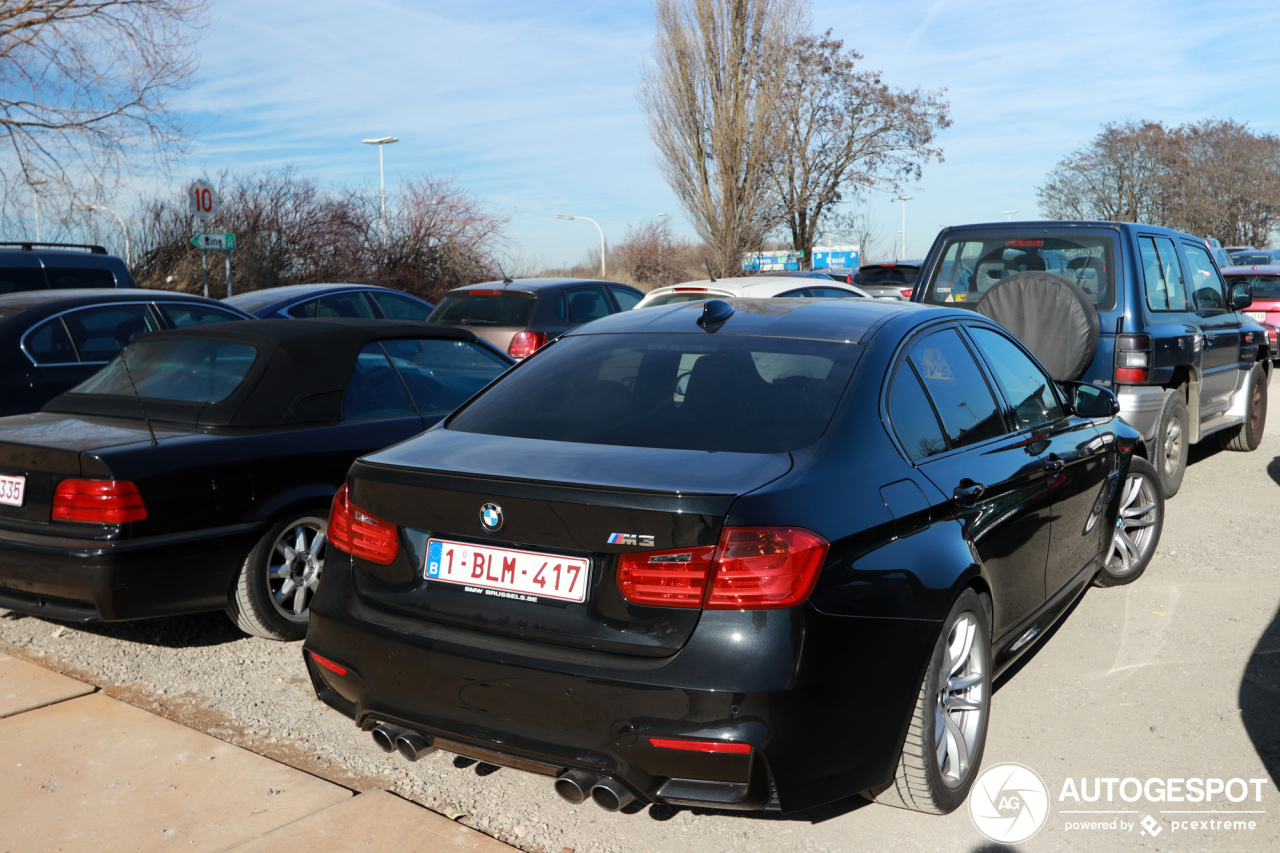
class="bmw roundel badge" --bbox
[480,503,504,533]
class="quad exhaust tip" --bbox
[370,724,407,754]
[553,770,599,805]
[395,731,437,762]
[590,778,636,812]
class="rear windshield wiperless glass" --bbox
[449,333,861,453]
[70,339,258,403]
[853,266,919,286]
[1226,273,1280,300]
[429,292,536,327]
[920,233,1118,311]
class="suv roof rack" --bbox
[0,241,108,255]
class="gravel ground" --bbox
[2,418,1279,852]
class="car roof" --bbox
[859,260,924,270]
[643,276,868,300]
[1223,264,1280,274]
[565,295,945,343]
[44,318,491,428]
[446,278,633,296]
[222,282,412,313]
[0,288,234,315]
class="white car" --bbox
[634,275,870,309]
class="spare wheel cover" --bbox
[974,271,1100,381]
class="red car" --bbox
[1222,264,1280,361]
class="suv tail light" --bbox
[328,483,399,565]
[52,480,146,523]
[617,527,828,610]
[508,331,546,359]
[1115,334,1153,383]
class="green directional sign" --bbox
[192,232,236,251]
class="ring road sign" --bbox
[192,232,235,251]
[188,179,219,222]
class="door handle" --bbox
[1044,454,1065,474]
[953,481,986,507]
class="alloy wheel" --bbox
[1103,471,1159,577]
[1162,419,1183,479]
[935,611,987,789]
[267,518,326,620]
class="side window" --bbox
[44,267,117,289]
[0,268,47,294]
[907,329,1005,448]
[62,304,159,362]
[369,291,432,321]
[810,287,862,298]
[24,318,78,364]
[1183,243,1227,314]
[564,286,611,324]
[888,364,948,461]
[609,287,642,312]
[313,292,377,318]
[380,338,510,413]
[968,327,1064,430]
[287,299,318,318]
[156,303,245,328]
[1141,236,1188,311]
[777,287,815,298]
[343,343,415,420]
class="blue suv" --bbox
[912,221,1270,498]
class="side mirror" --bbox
[1062,381,1120,419]
[1231,281,1253,311]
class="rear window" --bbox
[45,267,117,289]
[853,266,919,286]
[1226,273,1280,300]
[429,292,536,327]
[449,333,860,453]
[920,233,1117,311]
[643,292,721,307]
[70,339,257,403]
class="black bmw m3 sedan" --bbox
[304,297,1163,815]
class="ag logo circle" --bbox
[968,762,1050,844]
[479,503,503,533]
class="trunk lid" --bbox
[347,430,793,657]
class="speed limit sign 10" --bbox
[188,179,219,221]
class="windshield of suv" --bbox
[429,291,536,327]
[449,332,861,453]
[920,233,1117,311]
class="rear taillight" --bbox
[508,330,546,359]
[616,527,828,611]
[328,484,399,565]
[900,288,914,299]
[1115,334,1153,384]
[52,480,146,523]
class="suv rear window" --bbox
[429,291,536,327]
[449,333,860,453]
[921,234,1117,310]
[45,267,116,289]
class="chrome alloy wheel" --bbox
[267,517,327,620]
[935,611,988,789]
[1103,471,1159,577]
[1161,419,1183,479]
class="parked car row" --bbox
[8,217,1270,822]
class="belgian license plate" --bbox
[425,539,589,603]
[1247,311,1266,322]
[0,474,24,508]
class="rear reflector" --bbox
[52,480,146,523]
[649,737,752,754]
[328,483,399,565]
[508,330,546,359]
[309,652,348,676]
[616,527,829,610]
[1115,367,1150,383]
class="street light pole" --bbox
[893,196,913,260]
[655,213,669,273]
[1001,209,1018,221]
[362,137,399,248]
[556,214,606,278]
[76,204,132,267]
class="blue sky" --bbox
[175,0,1280,267]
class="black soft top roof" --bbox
[44,317,480,427]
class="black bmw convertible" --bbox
[304,298,1164,815]
[0,318,511,639]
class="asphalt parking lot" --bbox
[0,421,1277,852]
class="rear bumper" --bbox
[305,554,938,813]
[1116,384,1164,442]
[0,522,262,621]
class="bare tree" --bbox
[638,0,805,276]
[1036,121,1178,225]
[768,31,949,265]
[612,218,690,287]
[0,0,206,226]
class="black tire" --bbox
[1151,389,1189,499]
[1219,363,1267,452]
[1094,457,1163,587]
[227,512,328,641]
[869,588,991,814]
